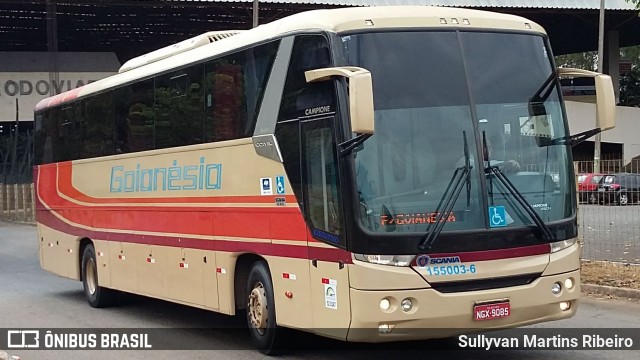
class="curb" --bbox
[582,283,640,299]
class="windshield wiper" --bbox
[485,165,555,241]
[418,132,472,251]
[339,133,372,157]
[538,128,602,148]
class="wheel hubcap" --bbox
[248,282,268,335]
[86,258,97,295]
[620,194,628,205]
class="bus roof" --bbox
[35,6,545,112]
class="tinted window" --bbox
[302,118,343,236]
[204,41,279,142]
[52,102,84,161]
[83,92,115,158]
[115,79,155,153]
[279,35,333,121]
[155,64,204,149]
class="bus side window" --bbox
[302,119,343,237]
[114,80,155,153]
[154,64,204,149]
[83,92,115,158]
[204,41,279,143]
[205,60,244,142]
[278,36,333,121]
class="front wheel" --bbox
[81,244,115,308]
[246,261,281,355]
[618,192,629,206]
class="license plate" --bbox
[598,188,605,192]
[473,301,510,321]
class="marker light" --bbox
[551,282,562,295]
[365,19,374,26]
[379,324,392,334]
[551,239,577,253]
[354,254,414,267]
[462,19,470,25]
[451,18,459,24]
[439,18,447,24]
[559,301,571,311]
[401,298,413,312]
[380,298,391,311]
[564,278,575,290]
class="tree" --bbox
[555,52,597,70]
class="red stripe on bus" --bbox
[35,87,83,111]
[35,207,352,263]
[35,166,308,241]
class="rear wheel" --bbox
[246,261,281,355]
[618,192,629,206]
[81,244,115,308]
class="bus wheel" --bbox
[81,244,115,308]
[246,261,280,354]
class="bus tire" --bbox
[246,261,281,355]
[81,244,115,308]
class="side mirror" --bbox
[305,66,374,134]
[557,67,616,131]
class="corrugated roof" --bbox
[189,0,638,10]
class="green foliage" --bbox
[619,69,640,107]
[555,51,597,70]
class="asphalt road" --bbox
[1,221,639,360]
[578,204,640,263]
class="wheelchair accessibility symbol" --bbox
[489,206,507,228]
[276,176,285,195]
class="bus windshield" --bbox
[343,31,573,238]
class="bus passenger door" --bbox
[301,117,352,340]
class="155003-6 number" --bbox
[425,264,477,276]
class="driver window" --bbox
[302,118,343,237]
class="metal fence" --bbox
[576,159,640,267]
[0,129,33,185]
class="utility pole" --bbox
[594,0,605,173]
[10,99,19,184]
[253,0,259,28]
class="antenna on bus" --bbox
[118,30,244,73]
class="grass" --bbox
[581,260,640,290]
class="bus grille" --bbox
[429,273,541,293]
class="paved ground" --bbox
[1,221,639,360]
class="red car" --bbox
[577,173,604,203]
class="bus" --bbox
[33,6,616,354]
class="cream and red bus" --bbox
[33,6,615,354]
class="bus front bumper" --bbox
[347,269,579,342]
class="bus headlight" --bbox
[550,239,577,253]
[354,254,415,267]
[401,298,413,312]
[380,298,391,311]
[564,278,575,290]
